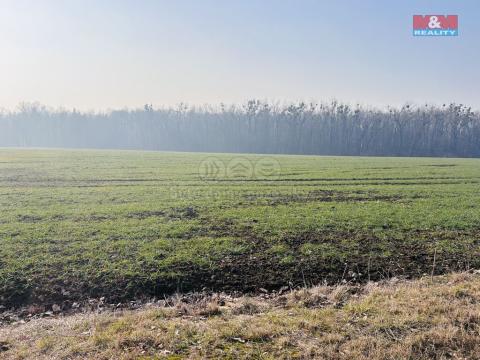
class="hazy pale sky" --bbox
[0,0,478,111]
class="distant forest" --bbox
[1,101,479,157]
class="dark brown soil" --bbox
[2,220,479,310]
[243,190,408,206]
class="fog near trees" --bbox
[0,101,479,157]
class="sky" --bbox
[0,0,479,111]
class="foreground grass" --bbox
[1,272,479,359]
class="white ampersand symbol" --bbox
[428,16,441,29]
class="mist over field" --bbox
[2,1,480,358]
[1,101,479,157]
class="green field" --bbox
[1,149,479,307]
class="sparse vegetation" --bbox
[1,272,480,359]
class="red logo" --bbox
[413,15,458,36]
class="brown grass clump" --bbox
[0,271,479,359]
[231,297,266,315]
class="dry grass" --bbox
[1,272,479,359]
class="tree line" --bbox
[0,101,479,157]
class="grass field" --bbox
[0,149,480,307]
